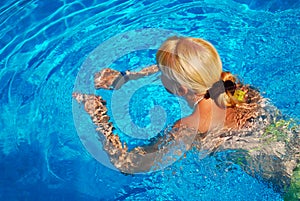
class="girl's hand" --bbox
[94,68,123,90]
[94,65,159,90]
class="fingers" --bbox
[94,68,122,89]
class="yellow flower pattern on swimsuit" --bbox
[233,89,246,102]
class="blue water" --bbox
[1,0,300,200]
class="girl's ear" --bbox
[177,86,188,96]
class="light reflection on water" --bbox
[0,0,299,200]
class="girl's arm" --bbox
[94,65,159,90]
[72,92,193,174]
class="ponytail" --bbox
[221,72,247,107]
[204,72,247,108]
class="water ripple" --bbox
[0,0,299,200]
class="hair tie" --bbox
[204,80,236,99]
[224,80,236,95]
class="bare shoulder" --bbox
[174,115,209,134]
[174,116,197,129]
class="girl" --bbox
[73,36,299,194]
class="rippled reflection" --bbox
[0,0,299,200]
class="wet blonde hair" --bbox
[156,36,230,108]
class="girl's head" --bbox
[157,36,230,107]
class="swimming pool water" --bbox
[1,0,300,200]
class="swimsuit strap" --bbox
[193,96,205,108]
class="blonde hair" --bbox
[156,36,230,108]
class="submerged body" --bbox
[73,72,299,190]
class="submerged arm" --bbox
[94,65,159,90]
[72,92,193,174]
